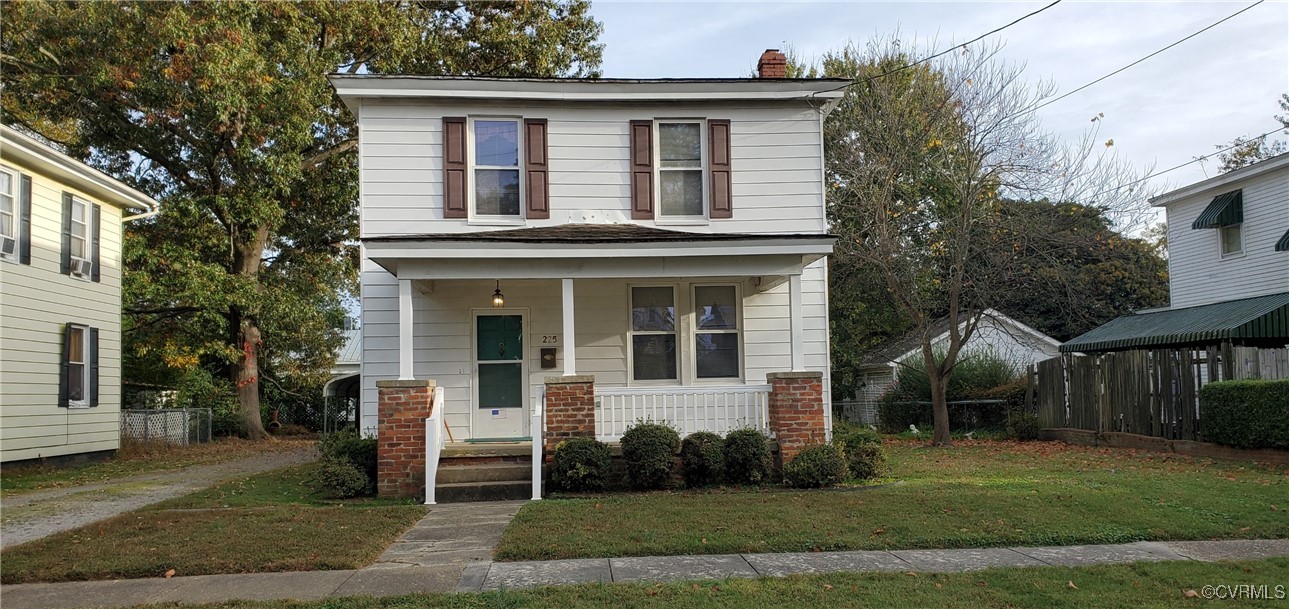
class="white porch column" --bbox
[789,273,805,372]
[398,278,414,380]
[562,278,576,376]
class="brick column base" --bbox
[543,375,595,459]
[767,371,826,463]
[376,379,435,498]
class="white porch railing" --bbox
[595,384,772,441]
[423,386,445,505]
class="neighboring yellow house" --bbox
[0,125,157,464]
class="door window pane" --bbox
[632,334,677,381]
[631,287,675,332]
[696,334,739,379]
[478,363,522,408]
[660,170,703,216]
[695,286,737,330]
[477,315,523,361]
[475,169,521,216]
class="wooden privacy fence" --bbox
[1036,345,1289,441]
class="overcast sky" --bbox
[590,0,1289,200]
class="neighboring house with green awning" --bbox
[1060,291,1289,353]
[1151,151,1289,310]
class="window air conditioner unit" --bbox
[0,236,15,257]
[71,256,93,277]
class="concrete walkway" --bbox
[0,447,316,548]
[3,539,1286,609]
[367,500,524,569]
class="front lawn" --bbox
[0,437,315,495]
[0,463,426,584]
[496,441,1287,561]
[124,558,1289,609]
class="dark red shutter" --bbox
[524,118,550,219]
[629,120,654,220]
[708,119,732,219]
[443,117,468,219]
[18,174,31,265]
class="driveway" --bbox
[1,446,316,548]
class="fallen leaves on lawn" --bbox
[164,569,175,579]
[1183,589,1199,598]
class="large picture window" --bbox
[694,285,739,379]
[657,121,704,217]
[473,119,522,217]
[630,286,677,381]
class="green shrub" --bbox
[211,411,249,438]
[876,394,925,433]
[1201,379,1289,449]
[620,422,681,490]
[834,426,882,447]
[1007,411,1042,441]
[782,444,848,488]
[842,442,887,480]
[313,457,369,498]
[723,428,773,485]
[550,437,612,492]
[679,431,725,487]
[319,430,378,484]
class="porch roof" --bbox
[364,224,835,279]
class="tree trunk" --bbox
[929,369,953,446]
[232,225,271,440]
[236,318,269,440]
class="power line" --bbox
[1032,0,1266,113]
[811,0,1063,97]
[1084,125,1285,201]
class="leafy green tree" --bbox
[2,0,603,437]
[1212,94,1288,173]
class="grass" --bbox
[127,558,1289,609]
[496,440,1288,561]
[0,437,316,495]
[0,462,426,584]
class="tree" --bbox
[2,1,603,438]
[820,37,1153,445]
[1212,94,1289,173]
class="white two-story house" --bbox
[332,51,845,445]
[0,125,158,464]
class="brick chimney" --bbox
[757,49,788,79]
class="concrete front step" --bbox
[437,463,538,485]
[435,480,532,503]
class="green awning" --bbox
[1276,228,1289,252]
[1060,292,1289,353]
[1191,189,1243,229]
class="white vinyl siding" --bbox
[1165,171,1289,308]
[0,157,124,462]
[358,258,831,438]
[358,101,826,235]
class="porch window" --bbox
[694,285,739,379]
[630,286,677,381]
[657,121,704,217]
[472,119,522,217]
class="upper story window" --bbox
[0,167,15,258]
[657,121,705,218]
[70,196,89,260]
[472,119,522,217]
[1220,224,1243,257]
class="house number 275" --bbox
[541,335,558,344]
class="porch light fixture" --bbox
[491,281,505,308]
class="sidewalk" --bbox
[3,539,1286,609]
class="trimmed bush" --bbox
[319,430,378,484]
[842,442,887,480]
[680,431,725,487]
[782,443,848,488]
[1007,411,1041,441]
[620,422,681,490]
[834,426,882,447]
[723,428,773,485]
[550,437,612,492]
[1201,379,1289,450]
[313,457,369,498]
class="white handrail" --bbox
[424,386,445,505]
[531,386,544,501]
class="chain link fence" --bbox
[121,408,213,446]
[272,397,358,434]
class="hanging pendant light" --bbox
[491,280,505,308]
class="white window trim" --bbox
[467,116,525,225]
[654,119,709,224]
[67,324,91,409]
[626,282,745,386]
[0,165,17,263]
[1218,223,1244,259]
[68,195,93,281]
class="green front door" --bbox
[474,313,525,438]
